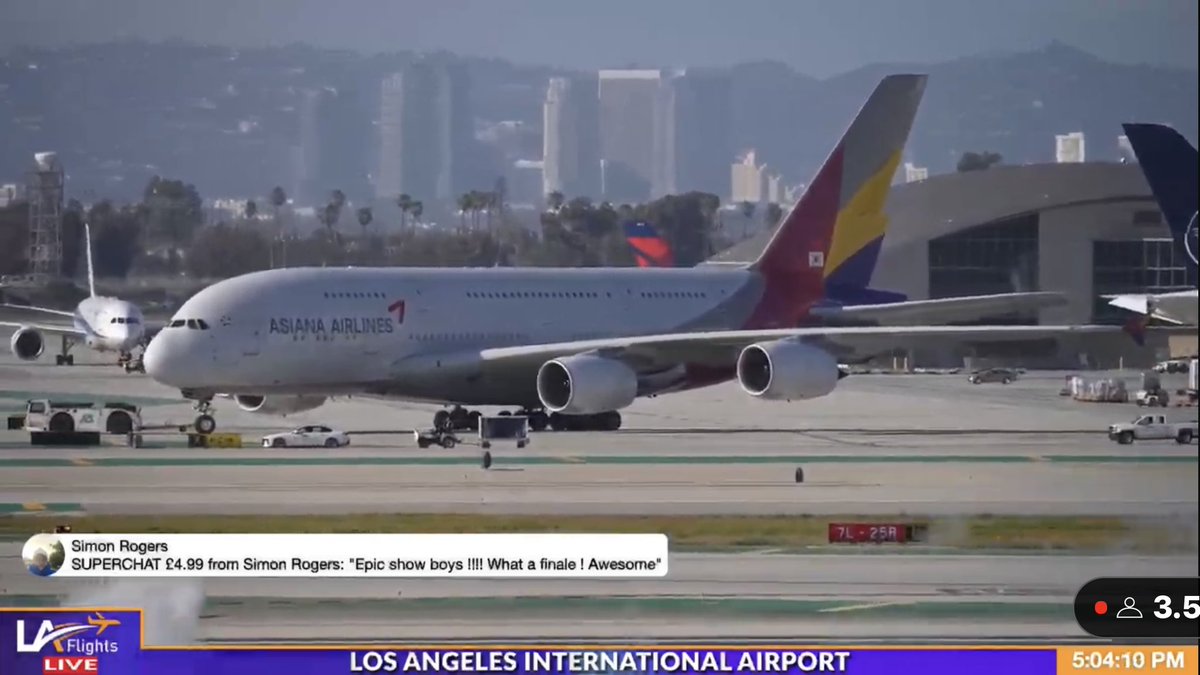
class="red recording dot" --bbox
[1094,601,1108,615]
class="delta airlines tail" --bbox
[624,222,675,268]
[1106,123,1198,325]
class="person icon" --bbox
[22,533,65,577]
[1116,597,1142,619]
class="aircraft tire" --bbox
[195,414,216,434]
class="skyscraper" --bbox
[652,70,732,199]
[542,76,600,201]
[598,70,661,202]
[294,87,371,206]
[376,61,471,202]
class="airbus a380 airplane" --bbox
[2,224,148,367]
[1107,123,1198,325]
[144,75,1127,434]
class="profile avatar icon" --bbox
[1116,597,1142,619]
[23,533,66,577]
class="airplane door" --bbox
[241,322,262,357]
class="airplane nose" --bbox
[142,335,173,385]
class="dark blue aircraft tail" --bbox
[1122,123,1198,269]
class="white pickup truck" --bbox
[1108,414,1197,445]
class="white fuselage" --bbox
[75,296,146,353]
[144,266,774,406]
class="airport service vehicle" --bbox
[23,399,142,445]
[1153,359,1191,374]
[143,75,1138,436]
[414,427,460,449]
[2,223,152,367]
[1107,414,1197,445]
[968,368,1019,385]
[1134,388,1170,407]
[479,415,529,451]
[261,425,350,448]
[1107,124,1197,326]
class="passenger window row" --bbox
[167,319,210,330]
[108,317,141,324]
[463,290,709,299]
[324,291,386,299]
[411,332,528,342]
[466,290,610,299]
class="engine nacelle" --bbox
[234,394,327,416]
[9,326,45,361]
[736,340,842,401]
[536,354,638,415]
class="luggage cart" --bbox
[479,415,529,469]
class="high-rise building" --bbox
[598,69,661,202]
[293,87,371,206]
[652,70,731,198]
[1056,132,1086,163]
[1117,135,1136,163]
[542,76,600,201]
[730,150,765,203]
[904,162,929,183]
[376,62,472,202]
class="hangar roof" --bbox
[712,162,1155,263]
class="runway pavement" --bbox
[3,549,1195,642]
[2,349,1197,517]
[2,345,1197,642]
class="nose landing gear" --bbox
[190,397,217,434]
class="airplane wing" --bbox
[1,302,75,319]
[0,320,85,337]
[810,291,1067,326]
[1105,293,1197,326]
[391,324,1142,380]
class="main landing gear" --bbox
[53,335,75,366]
[430,407,621,433]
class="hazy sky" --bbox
[2,0,1196,77]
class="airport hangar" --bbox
[716,161,1198,368]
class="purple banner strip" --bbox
[0,610,1056,675]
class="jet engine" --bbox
[736,340,843,401]
[9,327,45,361]
[536,354,638,415]
[233,394,327,416]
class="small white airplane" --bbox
[142,75,1143,435]
[2,223,150,368]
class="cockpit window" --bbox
[169,319,185,328]
[196,319,209,330]
[186,319,198,329]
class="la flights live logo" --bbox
[14,612,120,674]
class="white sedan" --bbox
[262,425,351,448]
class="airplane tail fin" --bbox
[745,74,927,327]
[624,221,676,268]
[84,220,96,298]
[1121,123,1198,269]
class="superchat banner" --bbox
[3,610,1198,675]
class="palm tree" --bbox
[739,200,755,239]
[395,193,413,230]
[547,190,565,212]
[357,207,373,229]
[410,200,424,225]
[269,186,287,268]
[244,200,258,220]
[457,192,473,231]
